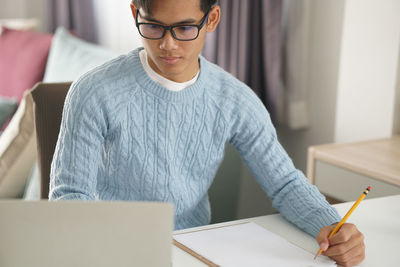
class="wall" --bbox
[278,0,345,173]
[277,0,400,169]
[93,0,142,54]
[394,45,400,135]
[334,0,400,143]
[0,0,46,31]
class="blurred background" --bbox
[1,0,399,223]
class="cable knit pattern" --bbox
[50,48,340,237]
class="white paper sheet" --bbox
[174,222,336,267]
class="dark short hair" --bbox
[132,0,217,14]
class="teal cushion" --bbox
[43,27,118,82]
[0,96,18,129]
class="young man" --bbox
[49,0,365,265]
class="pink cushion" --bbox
[0,27,52,102]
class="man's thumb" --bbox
[319,240,329,251]
[316,224,335,251]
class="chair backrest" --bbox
[31,82,72,199]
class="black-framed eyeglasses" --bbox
[135,10,210,41]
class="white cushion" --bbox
[43,27,118,82]
[0,91,36,198]
[23,162,40,200]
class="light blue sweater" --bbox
[50,48,340,237]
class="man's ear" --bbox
[130,3,137,20]
[206,5,221,33]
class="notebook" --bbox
[174,222,337,267]
[0,200,173,267]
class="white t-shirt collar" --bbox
[139,49,200,92]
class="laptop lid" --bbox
[0,200,174,267]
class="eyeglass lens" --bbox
[139,24,199,40]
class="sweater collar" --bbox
[133,48,207,103]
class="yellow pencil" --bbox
[314,186,371,260]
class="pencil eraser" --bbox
[367,186,371,190]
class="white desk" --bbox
[172,195,400,267]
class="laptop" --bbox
[0,200,174,267]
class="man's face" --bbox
[131,0,219,83]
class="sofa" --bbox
[0,26,117,200]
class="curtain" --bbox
[46,0,97,43]
[282,0,311,129]
[203,0,284,122]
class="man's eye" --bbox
[176,26,194,32]
[145,24,162,29]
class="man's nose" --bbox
[159,30,178,51]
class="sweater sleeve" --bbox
[49,78,108,201]
[229,91,341,237]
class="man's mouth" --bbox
[160,56,181,65]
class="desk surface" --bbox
[172,195,400,267]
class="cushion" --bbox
[0,27,52,102]
[23,162,40,200]
[0,96,18,129]
[43,27,117,82]
[0,90,36,198]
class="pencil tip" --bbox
[314,250,322,260]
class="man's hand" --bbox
[316,223,365,267]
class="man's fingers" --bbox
[323,236,365,267]
[328,223,355,245]
[322,234,363,257]
[335,249,366,267]
[329,224,363,246]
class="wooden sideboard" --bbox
[307,136,400,201]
